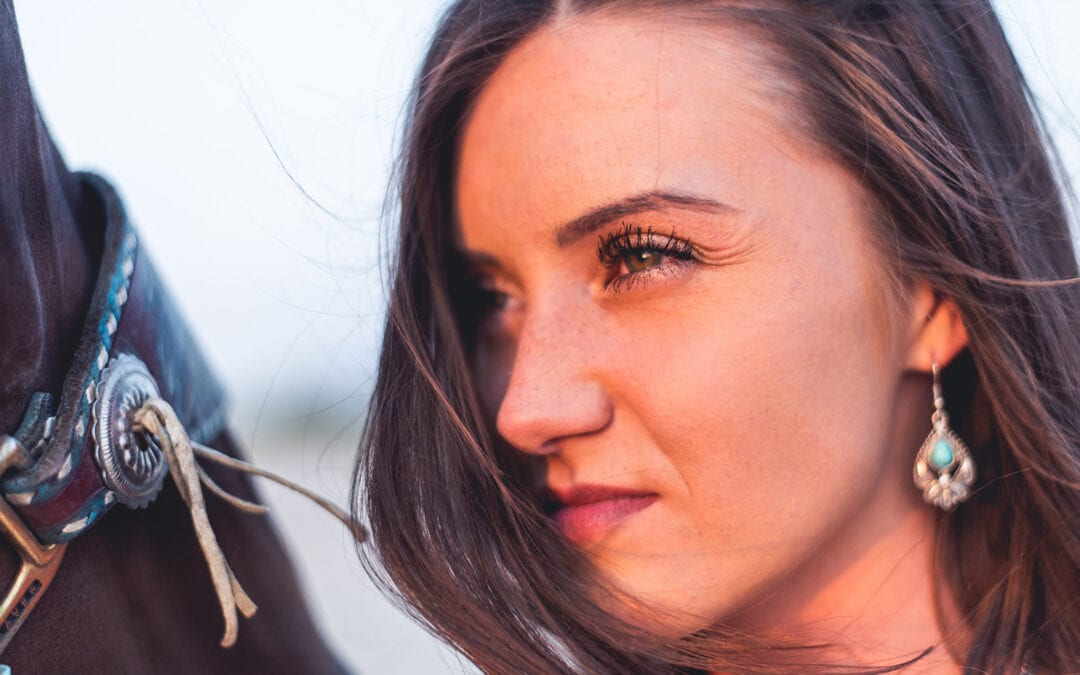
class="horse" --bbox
[0,3,348,671]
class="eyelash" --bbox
[596,222,698,292]
[466,223,699,323]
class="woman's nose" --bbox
[494,309,612,455]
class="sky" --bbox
[12,1,1080,672]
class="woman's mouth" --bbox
[541,485,658,545]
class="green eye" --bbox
[623,250,663,273]
[597,224,698,292]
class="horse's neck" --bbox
[0,5,345,670]
[1,0,98,430]
[0,118,97,432]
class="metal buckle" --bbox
[0,437,67,654]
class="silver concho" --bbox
[91,354,169,508]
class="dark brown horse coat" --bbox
[0,4,347,672]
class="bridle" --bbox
[0,173,228,652]
[0,174,364,654]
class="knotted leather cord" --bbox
[133,398,366,648]
[189,442,366,543]
[134,400,256,647]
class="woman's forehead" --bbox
[454,12,818,248]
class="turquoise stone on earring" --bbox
[914,362,976,510]
[930,439,954,470]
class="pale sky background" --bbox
[12,1,1080,672]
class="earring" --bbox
[913,362,975,510]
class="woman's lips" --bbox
[542,486,658,545]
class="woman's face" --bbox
[455,13,931,630]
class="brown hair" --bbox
[355,1,1080,672]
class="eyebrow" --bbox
[554,190,738,248]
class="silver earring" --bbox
[913,362,975,510]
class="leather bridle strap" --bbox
[0,174,365,655]
[0,173,229,653]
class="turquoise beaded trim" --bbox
[0,228,137,506]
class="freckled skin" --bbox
[456,12,967,668]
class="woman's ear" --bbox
[904,284,969,371]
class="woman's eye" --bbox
[459,274,510,321]
[622,249,665,273]
[597,223,697,291]
[475,286,512,318]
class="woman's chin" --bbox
[599,590,719,639]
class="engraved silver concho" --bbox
[91,354,169,508]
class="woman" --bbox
[357,1,1080,672]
